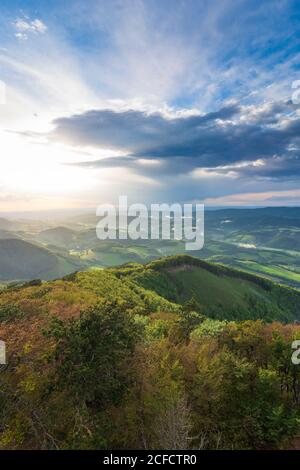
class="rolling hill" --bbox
[116,255,300,322]
[205,207,300,250]
[0,229,19,240]
[0,239,82,281]
[0,217,20,231]
[35,226,77,247]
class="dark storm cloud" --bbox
[51,104,239,154]
[51,101,300,180]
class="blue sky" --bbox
[0,0,300,210]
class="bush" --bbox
[191,319,228,340]
[47,300,139,409]
[0,303,23,322]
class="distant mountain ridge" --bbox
[0,239,81,281]
[35,227,77,247]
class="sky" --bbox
[0,0,300,211]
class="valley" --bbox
[0,207,300,289]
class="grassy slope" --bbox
[119,255,300,322]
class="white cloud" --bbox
[13,17,47,40]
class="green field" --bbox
[236,260,300,284]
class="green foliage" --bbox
[190,337,298,449]
[75,269,179,315]
[145,320,169,341]
[1,255,300,450]
[22,279,42,288]
[175,304,205,342]
[133,315,169,342]
[123,255,300,322]
[191,318,228,340]
[0,302,23,322]
[47,301,139,409]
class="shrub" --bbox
[0,303,24,322]
[47,300,139,409]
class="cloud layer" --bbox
[49,101,300,185]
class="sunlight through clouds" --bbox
[1,0,300,209]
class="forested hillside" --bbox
[1,255,300,449]
[114,255,300,322]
